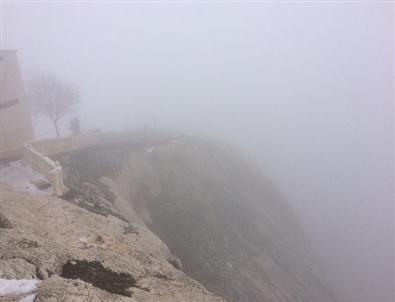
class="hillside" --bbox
[58,136,336,302]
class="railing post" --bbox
[23,141,67,196]
[53,161,65,196]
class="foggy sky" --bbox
[2,2,394,301]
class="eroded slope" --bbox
[59,136,335,302]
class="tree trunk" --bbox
[52,119,60,138]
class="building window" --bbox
[0,99,19,110]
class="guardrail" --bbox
[23,141,66,196]
[23,130,172,196]
[23,131,101,196]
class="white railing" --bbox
[23,130,171,196]
[23,141,66,196]
[23,130,101,196]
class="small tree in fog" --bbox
[69,116,81,135]
[28,73,80,138]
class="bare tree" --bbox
[27,73,80,137]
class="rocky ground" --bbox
[0,185,226,302]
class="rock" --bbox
[123,224,139,235]
[30,179,51,190]
[0,259,37,279]
[0,213,12,229]
[0,186,226,302]
[167,254,182,270]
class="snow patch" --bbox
[19,293,37,302]
[79,236,88,243]
[0,279,41,296]
[0,160,52,195]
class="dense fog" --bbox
[2,2,393,301]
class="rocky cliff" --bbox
[0,185,225,302]
[56,136,335,302]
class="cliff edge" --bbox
[59,136,335,302]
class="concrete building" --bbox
[0,50,34,160]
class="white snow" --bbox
[0,279,41,296]
[0,160,52,195]
[79,236,88,243]
[19,293,37,302]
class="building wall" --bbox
[0,50,34,159]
